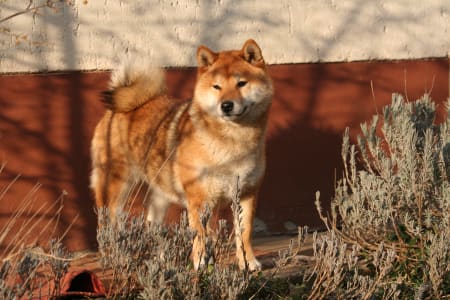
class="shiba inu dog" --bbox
[90,39,273,270]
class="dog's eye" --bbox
[213,84,221,90]
[237,81,247,88]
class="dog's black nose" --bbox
[221,101,234,114]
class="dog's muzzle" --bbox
[221,101,234,115]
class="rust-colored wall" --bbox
[0,59,448,251]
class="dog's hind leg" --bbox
[146,192,170,224]
[91,162,130,223]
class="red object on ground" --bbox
[58,269,106,298]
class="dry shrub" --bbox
[96,178,295,299]
[314,94,450,299]
[96,199,254,299]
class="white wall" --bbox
[1,0,449,73]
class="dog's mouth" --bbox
[227,106,247,117]
[221,105,251,120]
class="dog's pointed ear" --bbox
[197,46,218,68]
[242,39,264,66]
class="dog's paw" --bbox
[193,256,206,270]
[240,258,262,272]
[194,256,214,270]
[248,258,262,271]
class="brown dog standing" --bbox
[91,40,273,270]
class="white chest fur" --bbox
[195,130,265,203]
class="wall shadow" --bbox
[259,60,449,231]
[0,1,449,250]
[0,58,448,252]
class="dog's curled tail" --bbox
[102,60,166,112]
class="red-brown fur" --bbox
[91,40,273,270]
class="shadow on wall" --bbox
[260,60,449,231]
[0,1,448,251]
[3,1,448,71]
[0,59,448,252]
[0,72,108,252]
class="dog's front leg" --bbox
[235,194,261,271]
[187,198,207,270]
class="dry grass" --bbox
[0,164,74,298]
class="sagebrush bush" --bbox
[315,93,450,299]
[97,206,256,299]
[0,240,71,299]
[96,184,298,299]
